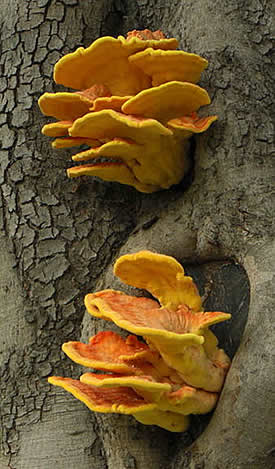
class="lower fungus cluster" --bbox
[49,251,231,432]
[39,29,217,192]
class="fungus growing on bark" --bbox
[66,110,186,192]
[39,29,217,192]
[49,251,231,431]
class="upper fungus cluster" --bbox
[49,251,231,432]
[39,29,217,192]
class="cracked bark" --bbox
[0,1,274,468]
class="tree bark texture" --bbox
[0,1,274,468]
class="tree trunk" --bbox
[0,1,274,468]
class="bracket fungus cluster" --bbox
[39,30,217,192]
[49,251,231,432]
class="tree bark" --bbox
[0,1,274,468]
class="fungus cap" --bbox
[129,48,208,86]
[38,84,111,121]
[114,250,202,311]
[80,372,171,396]
[48,376,156,414]
[67,161,158,193]
[121,81,211,124]
[39,92,93,121]
[62,331,153,375]
[41,121,72,137]
[167,113,218,138]
[85,290,230,356]
[69,109,172,141]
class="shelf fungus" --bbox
[49,251,231,432]
[39,29,217,192]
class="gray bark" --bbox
[0,1,274,468]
